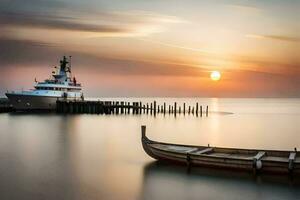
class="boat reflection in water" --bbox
[140,161,300,200]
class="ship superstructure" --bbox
[6,56,84,110]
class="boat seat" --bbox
[254,151,265,161]
[263,156,288,162]
[158,145,196,153]
[192,147,213,155]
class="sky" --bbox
[0,0,299,97]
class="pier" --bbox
[0,98,209,116]
[56,100,209,116]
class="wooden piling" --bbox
[121,102,124,114]
[135,102,138,114]
[146,103,149,114]
[116,101,119,114]
[139,102,142,114]
[200,106,203,117]
[174,102,177,116]
[206,105,208,116]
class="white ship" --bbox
[6,56,84,110]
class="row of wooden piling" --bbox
[56,100,209,116]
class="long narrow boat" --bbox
[141,126,299,175]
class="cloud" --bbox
[0,37,208,78]
[226,4,262,14]
[0,37,64,66]
[137,38,213,54]
[246,34,300,43]
[0,0,185,37]
[0,0,66,11]
[0,12,129,33]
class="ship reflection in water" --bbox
[140,162,300,200]
[1,98,300,200]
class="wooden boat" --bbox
[141,126,299,175]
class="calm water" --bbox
[0,98,300,200]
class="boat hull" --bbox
[141,126,300,175]
[6,93,59,110]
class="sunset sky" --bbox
[0,0,299,97]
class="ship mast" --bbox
[69,56,72,80]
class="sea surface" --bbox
[0,98,300,200]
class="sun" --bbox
[210,71,221,81]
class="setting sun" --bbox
[210,71,221,81]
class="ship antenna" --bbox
[69,55,72,79]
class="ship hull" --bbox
[6,93,59,110]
